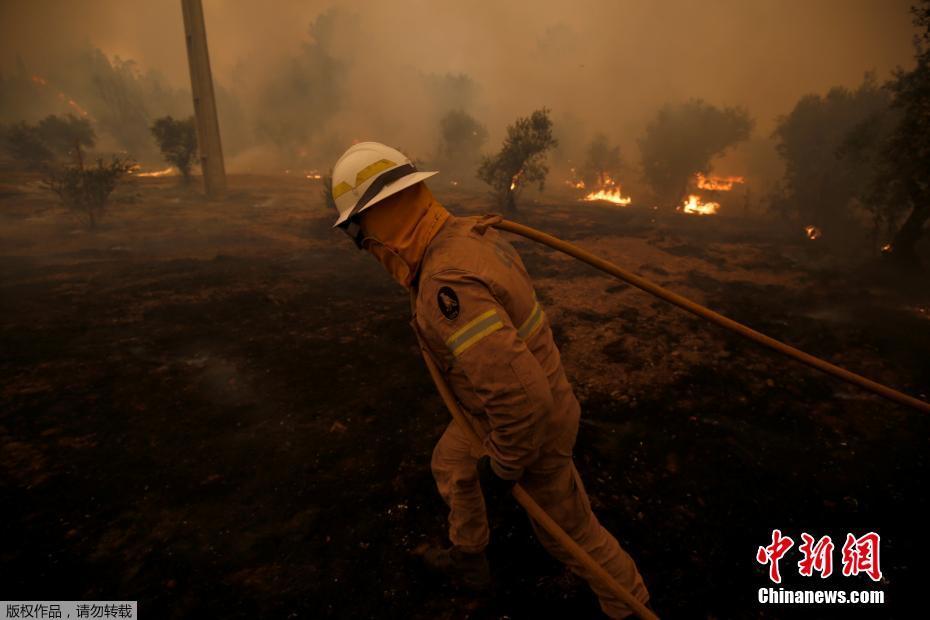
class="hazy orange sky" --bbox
[0,0,918,178]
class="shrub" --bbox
[150,115,198,184]
[477,108,557,211]
[42,156,135,229]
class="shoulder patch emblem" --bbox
[437,286,460,320]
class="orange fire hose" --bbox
[414,216,924,620]
[418,349,658,620]
[492,218,930,415]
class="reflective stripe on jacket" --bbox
[410,215,581,480]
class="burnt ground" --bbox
[1,172,929,619]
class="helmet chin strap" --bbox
[339,164,420,249]
[342,219,365,249]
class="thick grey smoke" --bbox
[0,0,916,189]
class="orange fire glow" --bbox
[680,194,719,215]
[696,173,745,191]
[564,167,585,189]
[31,75,92,119]
[581,174,632,206]
[804,225,822,240]
[134,166,177,178]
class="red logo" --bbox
[756,529,794,584]
[798,533,834,578]
[841,532,882,582]
[757,530,882,583]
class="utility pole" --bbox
[181,0,226,199]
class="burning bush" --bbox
[42,155,134,229]
[150,116,198,184]
[477,108,557,211]
[581,133,622,189]
[1,114,95,170]
[638,99,752,206]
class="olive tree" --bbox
[477,108,557,211]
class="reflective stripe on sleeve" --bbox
[517,300,544,339]
[445,309,504,357]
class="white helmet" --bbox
[330,141,438,243]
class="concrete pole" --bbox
[181,0,226,199]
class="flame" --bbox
[583,187,632,205]
[31,75,92,119]
[804,225,822,240]
[564,167,585,189]
[680,194,719,215]
[696,173,745,191]
[581,174,632,206]
[510,169,523,191]
[134,166,177,177]
[881,243,893,254]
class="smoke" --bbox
[0,0,917,182]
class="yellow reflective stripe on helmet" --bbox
[445,309,503,357]
[333,159,400,201]
[355,158,397,186]
[332,180,354,199]
[517,300,544,339]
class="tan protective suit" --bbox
[359,183,649,618]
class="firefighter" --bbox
[331,142,650,618]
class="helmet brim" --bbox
[332,170,438,228]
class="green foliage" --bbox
[776,1,930,265]
[1,121,53,169]
[42,156,134,229]
[639,99,753,204]
[582,133,622,187]
[437,109,488,173]
[1,114,96,170]
[150,115,198,183]
[37,115,96,159]
[477,108,557,211]
[773,75,891,230]
[867,0,930,263]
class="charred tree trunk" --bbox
[505,188,517,212]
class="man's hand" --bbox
[477,454,516,499]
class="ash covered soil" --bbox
[1,173,928,619]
